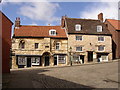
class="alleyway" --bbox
[3,61,119,89]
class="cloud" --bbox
[17,2,60,24]
[80,1,119,21]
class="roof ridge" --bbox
[66,17,99,21]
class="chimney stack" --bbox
[48,24,51,26]
[98,13,103,22]
[61,15,67,28]
[15,17,20,28]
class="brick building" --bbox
[12,18,68,68]
[105,19,120,59]
[0,11,13,73]
[61,13,112,64]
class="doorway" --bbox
[54,56,57,65]
[27,57,31,67]
[45,56,49,66]
[79,55,84,63]
[88,51,93,62]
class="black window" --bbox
[35,43,39,49]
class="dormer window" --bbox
[75,24,81,31]
[97,25,102,32]
[49,29,56,36]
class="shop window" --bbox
[18,56,26,65]
[31,57,40,65]
[58,55,66,64]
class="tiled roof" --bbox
[106,19,120,30]
[65,18,111,35]
[14,26,67,38]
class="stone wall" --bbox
[68,34,112,63]
[12,37,68,68]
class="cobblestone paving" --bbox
[3,61,119,88]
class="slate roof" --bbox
[65,18,111,35]
[14,25,67,38]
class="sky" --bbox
[0,0,119,33]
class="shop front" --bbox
[17,55,42,68]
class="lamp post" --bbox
[69,47,72,66]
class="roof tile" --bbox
[14,26,67,38]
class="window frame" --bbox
[97,25,103,32]
[18,56,27,65]
[58,55,66,64]
[98,45,105,51]
[98,36,104,42]
[56,42,60,50]
[76,46,83,52]
[49,29,56,36]
[31,57,40,65]
[75,24,81,31]
[35,43,39,49]
[76,36,83,41]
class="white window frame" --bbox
[76,36,82,41]
[75,24,81,31]
[98,36,104,42]
[49,29,56,36]
[56,42,60,50]
[97,25,102,32]
[98,46,105,51]
[76,46,83,52]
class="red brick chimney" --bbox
[15,17,20,28]
[98,13,103,22]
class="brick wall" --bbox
[1,12,13,73]
[105,21,119,59]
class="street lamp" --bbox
[69,47,72,66]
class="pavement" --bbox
[2,60,119,89]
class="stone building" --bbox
[0,11,13,73]
[12,18,68,68]
[12,13,113,69]
[61,13,112,64]
[105,19,120,59]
